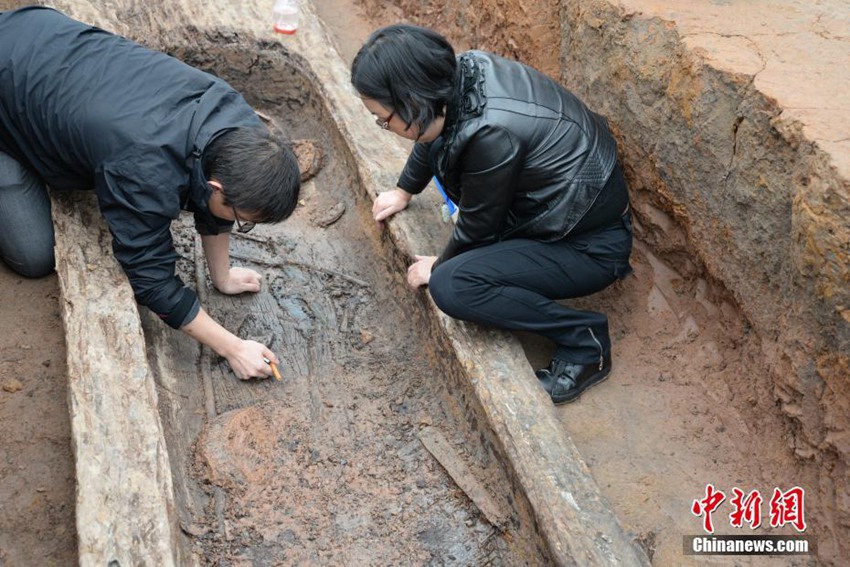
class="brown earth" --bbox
[0,0,844,565]
[0,267,77,566]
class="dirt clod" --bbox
[309,200,346,228]
[2,378,23,393]
[292,139,326,181]
[359,328,374,345]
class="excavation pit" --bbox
[49,7,646,565]
[149,35,542,565]
[12,0,843,565]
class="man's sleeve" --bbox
[436,125,522,266]
[95,165,200,329]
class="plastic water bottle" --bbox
[273,0,299,35]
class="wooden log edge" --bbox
[52,190,181,567]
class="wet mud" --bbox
[142,37,548,565]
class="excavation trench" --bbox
[50,12,647,564]
[34,1,836,565]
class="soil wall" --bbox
[358,0,561,79]
[357,0,850,560]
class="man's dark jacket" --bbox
[0,6,262,328]
[397,51,619,266]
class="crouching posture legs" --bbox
[429,212,632,404]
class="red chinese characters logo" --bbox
[769,486,806,532]
[729,488,763,529]
[693,485,807,533]
[691,484,726,534]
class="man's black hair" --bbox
[203,127,300,223]
[351,24,457,134]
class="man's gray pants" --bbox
[0,151,55,277]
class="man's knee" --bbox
[22,251,55,278]
[4,248,55,278]
[0,151,55,277]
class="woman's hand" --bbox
[225,339,279,381]
[215,267,262,295]
[373,188,413,225]
[407,255,437,289]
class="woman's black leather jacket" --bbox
[397,51,619,265]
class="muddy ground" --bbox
[0,0,833,566]
[159,169,516,564]
[140,35,547,564]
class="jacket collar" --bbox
[444,52,487,136]
[436,52,488,181]
[183,148,214,217]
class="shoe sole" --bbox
[551,366,611,405]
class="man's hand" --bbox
[407,255,437,289]
[373,188,413,226]
[215,266,262,295]
[225,339,279,381]
[181,308,279,381]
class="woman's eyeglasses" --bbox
[376,110,395,130]
[232,207,256,234]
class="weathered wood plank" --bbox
[419,426,511,530]
[140,306,208,566]
[51,190,181,567]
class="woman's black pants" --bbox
[429,204,633,366]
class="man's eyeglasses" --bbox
[376,110,395,130]
[232,207,255,234]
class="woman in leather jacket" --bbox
[352,24,633,404]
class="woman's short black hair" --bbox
[203,127,300,223]
[351,24,457,134]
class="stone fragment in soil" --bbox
[2,378,23,393]
[310,201,346,228]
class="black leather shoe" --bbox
[536,354,612,404]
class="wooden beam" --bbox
[52,190,181,567]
